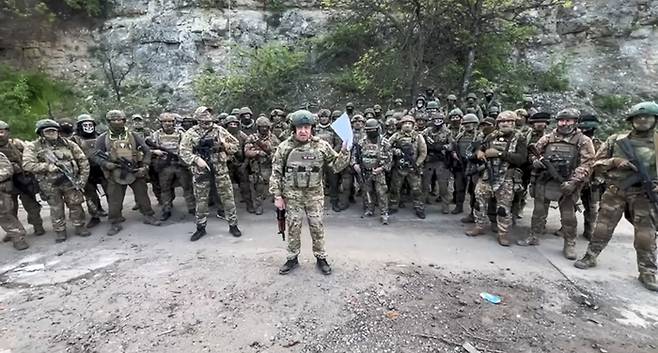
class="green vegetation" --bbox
[593,94,632,112]
[0,65,79,139]
[194,42,309,113]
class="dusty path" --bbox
[1,198,657,353]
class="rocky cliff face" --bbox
[0,0,656,113]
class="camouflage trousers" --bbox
[362,172,388,215]
[530,191,579,242]
[585,185,657,275]
[581,184,600,238]
[422,161,451,206]
[11,192,42,228]
[339,169,354,205]
[228,162,253,209]
[286,197,326,260]
[193,164,237,226]
[39,181,86,232]
[250,166,272,210]
[0,192,26,240]
[107,178,156,224]
[159,165,195,212]
[474,178,514,234]
[390,169,423,210]
[83,177,106,218]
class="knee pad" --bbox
[497,206,507,217]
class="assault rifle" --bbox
[528,144,565,183]
[616,138,658,214]
[94,150,138,181]
[193,137,218,182]
[41,150,84,191]
[352,143,372,205]
[146,140,181,171]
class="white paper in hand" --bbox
[330,112,354,149]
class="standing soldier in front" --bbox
[270,110,350,275]
[465,111,528,246]
[244,116,280,215]
[179,107,242,241]
[352,118,393,224]
[388,115,427,218]
[0,151,29,250]
[72,114,107,228]
[451,113,480,216]
[518,109,595,260]
[0,121,44,236]
[574,102,658,291]
[23,119,91,242]
[148,113,196,221]
[422,112,453,213]
[94,110,161,236]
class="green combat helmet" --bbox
[290,110,316,128]
[462,114,479,125]
[626,101,658,120]
[239,106,253,116]
[35,119,60,134]
[256,116,272,127]
[426,101,440,111]
[365,118,379,130]
[223,115,239,125]
[466,92,478,101]
[399,115,416,125]
[0,120,9,129]
[230,108,241,116]
[318,109,331,118]
[331,110,342,119]
[447,94,458,102]
[556,108,580,120]
[364,108,376,118]
[578,113,599,130]
[448,108,464,118]
[77,114,95,124]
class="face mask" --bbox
[366,131,379,139]
[133,121,144,129]
[346,107,354,114]
[182,121,195,130]
[109,119,125,132]
[81,122,95,134]
[227,124,240,134]
[60,124,74,135]
[433,119,444,128]
[557,123,576,136]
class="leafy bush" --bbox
[0,65,80,139]
[593,94,631,112]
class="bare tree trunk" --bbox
[460,46,476,96]
[460,0,483,97]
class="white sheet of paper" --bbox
[330,112,354,149]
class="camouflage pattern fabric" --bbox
[0,152,27,242]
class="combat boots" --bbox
[460,213,475,223]
[465,225,487,237]
[279,257,299,275]
[143,215,162,226]
[255,206,263,215]
[107,223,123,236]
[55,230,67,243]
[574,253,597,269]
[441,203,451,214]
[86,217,101,229]
[451,205,463,214]
[415,208,426,219]
[497,233,511,247]
[331,200,341,212]
[75,226,91,237]
[229,225,242,237]
[33,224,46,236]
[364,210,374,217]
[316,258,332,275]
[12,237,29,251]
[160,209,172,222]
[638,273,658,292]
[563,240,577,260]
[516,233,539,246]
[190,224,207,242]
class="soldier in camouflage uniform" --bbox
[481,89,502,116]
[422,112,453,213]
[465,111,528,246]
[180,106,242,241]
[462,93,484,120]
[578,113,604,240]
[0,151,29,250]
[521,96,539,118]
[574,102,658,291]
[0,121,44,237]
[23,119,91,242]
[181,115,197,131]
[129,114,159,205]
[511,108,533,222]
[244,116,280,215]
[487,105,500,119]
[271,109,290,141]
[72,114,107,228]
[147,113,196,221]
[338,114,366,209]
[409,95,427,118]
[224,115,254,213]
[270,110,350,275]
[447,108,463,139]
[388,115,427,218]
[384,117,398,139]
[442,94,459,116]
[373,104,383,121]
[392,98,407,115]
[57,118,75,139]
[314,109,342,212]
[518,109,595,260]
[345,102,356,119]
[239,107,257,135]
[526,112,550,145]
[94,110,161,235]
[352,118,393,224]
[451,113,480,215]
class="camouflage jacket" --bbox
[422,126,453,163]
[592,131,656,186]
[269,136,350,201]
[244,132,281,170]
[532,129,595,184]
[351,135,393,172]
[387,130,428,168]
[0,152,14,194]
[179,124,239,174]
[23,137,90,186]
[0,138,26,173]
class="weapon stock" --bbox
[42,150,84,191]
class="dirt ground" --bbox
[1,196,657,353]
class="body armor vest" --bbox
[0,140,22,163]
[608,135,656,184]
[544,141,579,180]
[107,133,137,162]
[77,136,97,154]
[425,128,450,163]
[456,131,477,158]
[157,131,182,152]
[284,143,324,189]
[395,134,417,170]
[485,132,520,191]
[360,139,382,170]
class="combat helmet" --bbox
[446,94,458,102]
[0,120,9,130]
[223,115,239,125]
[556,108,580,120]
[496,111,518,123]
[466,92,478,100]
[194,106,214,121]
[365,118,379,130]
[528,112,551,123]
[256,116,272,127]
[448,108,464,118]
[351,114,366,123]
[77,114,95,124]
[399,115,416,125]
[364,108,376,118]
[426,101,440,111]
[35,119,60,135]
[626,101,658,120]
[462,114,479,125]
[331,110,342,119]
[290,110,317,128]
[239,106,253,116]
